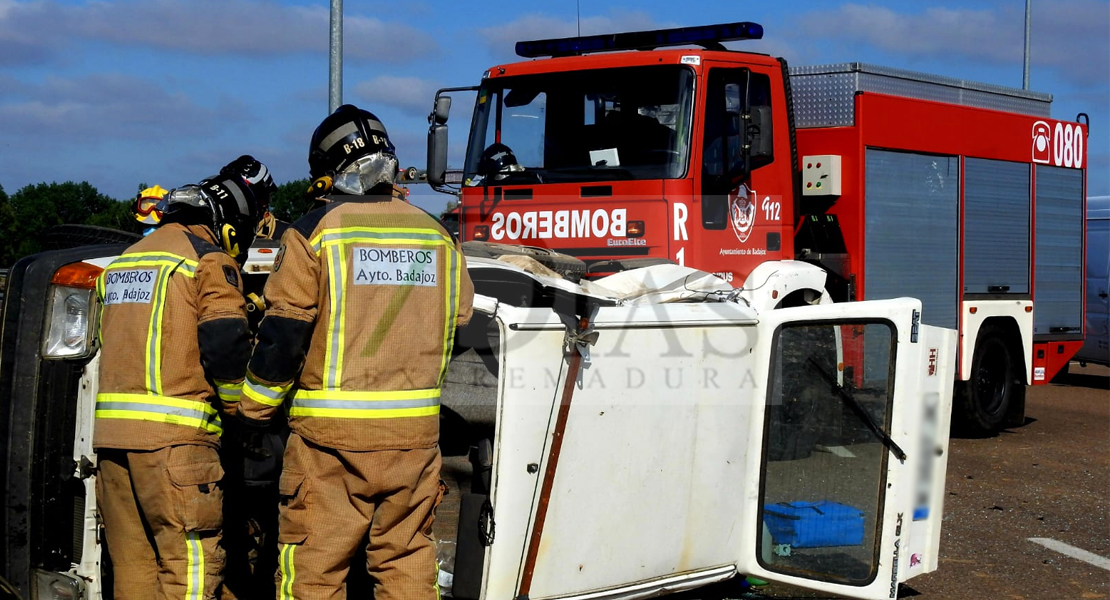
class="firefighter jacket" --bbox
[93,223,251,451]
[239,190,475,451]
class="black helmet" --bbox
[161,175,261,259]
[309,104,398,194]
[477,143,523,180]
[221,155,278,209]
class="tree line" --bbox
[0,178,461,269]
[0,179,315,269]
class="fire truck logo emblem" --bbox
[729,184,757,243]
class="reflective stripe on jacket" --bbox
[94,223,251,450]
[241,192,474,451]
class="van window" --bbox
[759,321,896,585]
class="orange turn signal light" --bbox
[626,220,645,238]
[52,262,104,289]
[473,225,490,241]
[969,306,977,314]
[1025,306,1033,313]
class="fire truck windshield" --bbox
[463,65,694,186]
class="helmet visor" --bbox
[163,185,210,210]
[333,151,398,195]
[135,196,163,225]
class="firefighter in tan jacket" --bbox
[239,105,474,599]
[94,174,261,600]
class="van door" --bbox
[738,299,956,600]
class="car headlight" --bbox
[32,569,85,600]
[42,262,104,359]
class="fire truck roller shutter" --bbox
[865,150,959,394]
[1034,166,1084,336]
[964,158,1031,295]
[863,150,959,330]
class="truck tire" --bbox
[461,241,587,282]
[956,327,1017,435]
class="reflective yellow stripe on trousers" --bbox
[279,543,297,600]
[95,393,223,434]
[185,532,204,600]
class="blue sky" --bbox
[0,0,1107,215]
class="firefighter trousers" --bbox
[97,445,226,600]
[275,433,443,600]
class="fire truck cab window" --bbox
[701,68,772,228]
[463,66,694,185]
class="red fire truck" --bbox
[426,22,1088,434]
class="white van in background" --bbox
[1076,196,1109,366]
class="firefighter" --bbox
[238,104,474,599]
[219,153,288,597]
[221,154,288,240]
[94,174,261,600]
[132,184,169,236]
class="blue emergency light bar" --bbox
[515,21,764,58]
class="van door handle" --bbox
[1100,292,1108,298]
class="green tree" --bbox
[88,199,143,234]
[0,183,16,267]
[269,178,314,223]
[6,181,139,263]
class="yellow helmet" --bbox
[134,185,168,226]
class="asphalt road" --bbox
[680,362,1110,600]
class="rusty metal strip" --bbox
[516,315,590,600]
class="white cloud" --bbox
[353,75,441,117]
[0,73,238,141]
[477,10,675,62]
[797,2,1109,87]
[0,0,439,64]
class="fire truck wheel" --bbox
[956,327,1015,435]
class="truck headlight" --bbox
[32,570,85,600]
[42,262,104,359]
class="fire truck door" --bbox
[698,62,787,278]
[738,299,956,600]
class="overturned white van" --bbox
[1,245,955,600]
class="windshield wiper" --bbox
[806,356,907,461]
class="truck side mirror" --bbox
[432,96,452,125]
[746,105,773,168]
[427,124,449,187]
